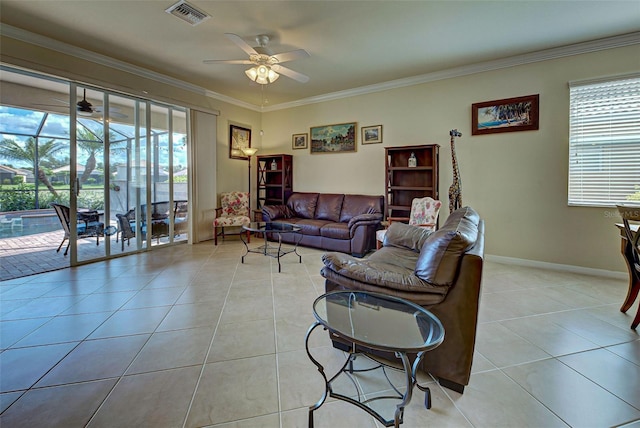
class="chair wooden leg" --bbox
[247,229,251,243]
[632,306,640,330]
[214,226,218,245]
[620,279,640,313]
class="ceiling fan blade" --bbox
[271,49,310,64]
[98,111,128,120]
[224,33,258,56]
[271,64,309,83]
[93,106,128,119]
[203,59,253,65]
[32,103,68,108]
[93,105,125,113]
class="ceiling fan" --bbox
[203,33,310,84]
[33,89,127,119]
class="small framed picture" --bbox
[292,133,308,150]
[229,124,252,159]
[361,125,383,144]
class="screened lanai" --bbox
[0,66,190,280]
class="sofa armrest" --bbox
[347,213,382,232]
[262,204,292,222]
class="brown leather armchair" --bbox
[321,206,485,393]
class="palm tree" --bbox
[0,137,64,196]
[76,126,120,184]
[77,127,104,184]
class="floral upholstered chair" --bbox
[213,191,251,245]
[376,197,442,249]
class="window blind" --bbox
[568,74,640,207]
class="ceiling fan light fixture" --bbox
[245,65,279,85]
[77,109,93,117]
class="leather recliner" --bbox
[321,206,485,393]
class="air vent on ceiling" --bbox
[165,1,211,26]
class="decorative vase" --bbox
[271,159,277,170]
[408,152,417,168]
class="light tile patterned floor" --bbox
[0,240,639,427]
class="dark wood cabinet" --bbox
[256,154,293,208]
[384,144,439,219]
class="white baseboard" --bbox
[485,254,627,280]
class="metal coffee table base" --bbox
[305,322,432,427]
[240,227,302,273]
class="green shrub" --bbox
[0,184,36,211]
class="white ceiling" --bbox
[1,1,639,108]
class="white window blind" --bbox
[568,74,640,207]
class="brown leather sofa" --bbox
[321,206,484,393]
[262,192,384,257]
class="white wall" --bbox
[2,33,638,271]
[260,45,640,273]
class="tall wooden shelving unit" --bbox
[256,154,293,209]
[385,144,439,219]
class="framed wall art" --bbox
[361,125,383,144]
[471,94,539,135]
[310,122,357,154]
[229,124,252,159]
[292,133,308,150]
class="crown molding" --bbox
[0,24,261,112]
[2,24,638,113]
[264,31,640,112]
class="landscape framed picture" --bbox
[292,133,308,149]
[471,94,539,135]
[361,125,383,144]
[310,122,357,153]
[229,124,252,159]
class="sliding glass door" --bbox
[75,85,190,263]
[0,67,189,277]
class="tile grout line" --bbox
[181,246,236,428]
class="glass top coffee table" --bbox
[306,291,445,427]
[241,222,303,272]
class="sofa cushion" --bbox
[293,219,329,236]
[383,222,433,252]
[339,195,383,223]
[415,206,480,287]
[287,193,319,219]
[316,194,344,222]
[320,222,350,239]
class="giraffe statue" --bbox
[448,129,463,213]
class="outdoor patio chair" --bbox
[116,209,137,250]
[51,203,104,256]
